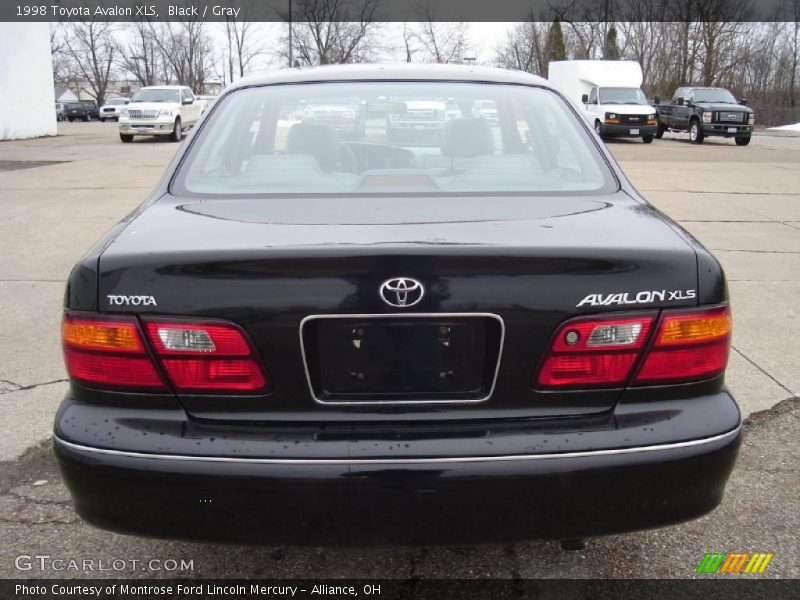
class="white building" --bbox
[55,87,80,103]
[0,23,57,140]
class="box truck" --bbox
[548,60,658,143]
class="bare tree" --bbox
[50,24,73,85]
[782,0,800,107]
[62,21,117,106]
[276,0,382,66]
[616,0,670,90]
[407,2,471,64]
[552,0,610,59]
[402,22,419,63]
[693,0,751,86]
[152,21,213,92]
[219,1,265,83]
[117,20,160,87]
[496,19,551,76]
[220,20,263,82]
[498,0,800,126]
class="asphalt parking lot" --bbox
[0,122,797,579]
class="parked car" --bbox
[64,101,98,122]
[55,64,740,547]
[98,97,129,121]
[300,98,365,138]
[549,60,657,143]
[445,98,462,120]
[118,85,203,143]
[55,102,66,122]
[386,98,447,144]
[196,95,219,111]
[471,99,499,124]
[654,87,754,145]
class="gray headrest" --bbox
[286,123,339,170]
[440,118,493,158]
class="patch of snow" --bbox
[768,122,800,131]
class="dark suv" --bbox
[64,101,99,122]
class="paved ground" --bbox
[0,122,797,578]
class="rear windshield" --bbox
[173,81,616,197]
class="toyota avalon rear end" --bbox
[54,64,740,546]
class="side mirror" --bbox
[740,98,748,106]
[124,99,130,105]
[676,98,684,106]
[653,96,661,105]
[581,93,589,104]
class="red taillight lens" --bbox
[143,319,270,393]
[62,314,166,390]
[160,359,267,391]
[634,307,731,384]
[536,314,655,389]
[535,306,731,389]
[62,313,270,394]
[538,353,640,387]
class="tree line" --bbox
[51,0,799,126]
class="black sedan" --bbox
[55,64,740,547]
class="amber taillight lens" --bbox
[62,313,167,391]
[62,313,270,394]
[535,306,731,389]
[633,307,731,384]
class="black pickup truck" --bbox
[654,87,754,145]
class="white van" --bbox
[548,60,658,143]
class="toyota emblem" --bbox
[380,278,424,308]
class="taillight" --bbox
[143,319,269,393]
[634,307,731,384]
[535,306,731,389]
[62,313,167,391]
[536,314,655,388]
[62,313,270,394]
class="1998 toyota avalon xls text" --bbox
[55,65,740,546]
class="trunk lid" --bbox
[97,192,699,421]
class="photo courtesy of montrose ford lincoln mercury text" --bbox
[54,64,740,547]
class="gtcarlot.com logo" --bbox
[15,554,194,572]
[696,552,774,574]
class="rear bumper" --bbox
[54,392,741,546]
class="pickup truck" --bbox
[98,97,130,121]
[387,99,447,145]
[654,87,754,145]
[118,85,203,143]
[301,99,365,138]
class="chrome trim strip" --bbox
[54,425,740,466]
[298,312,506,406]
